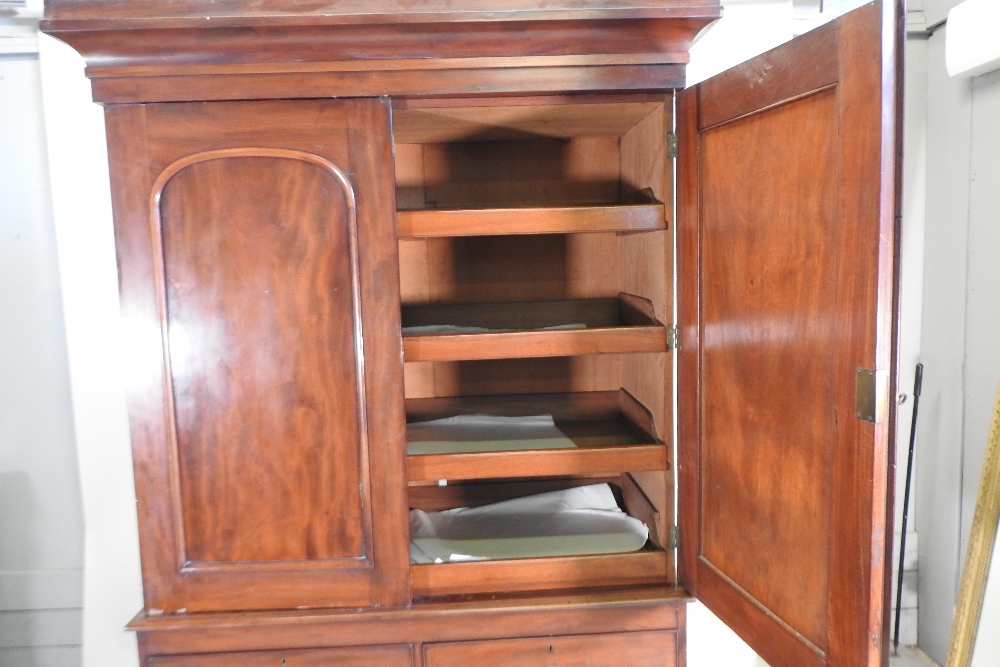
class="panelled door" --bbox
[105,98,411,613]
[677,2,901,666]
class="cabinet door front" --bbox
[106,99,409,612]
[677,2,901,666]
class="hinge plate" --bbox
[666,131,678,159]
[855,367,878,423]
[667,324,679,350]
[668,525,679,549]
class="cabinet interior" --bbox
[392,95,677,594]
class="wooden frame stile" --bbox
[677,3,903,666]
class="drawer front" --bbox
[148,645,412,666]
[424,631,676,667]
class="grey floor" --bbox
[891,646,941,667]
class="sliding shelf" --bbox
[405,390,667,482]
[411,550,670,597]
[409,472,668,597]
[401,293,666,362]
[397,199,665,238]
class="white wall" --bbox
[888,27,932,649]
[0,52,85,667]
[914,18,1000,667]
[958,58,1000,667]
[37,34,144,667]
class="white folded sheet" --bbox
[409,483,649,563]
[406,413,576,455]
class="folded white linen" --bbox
[409,483,649,563]
[406,413,576,455]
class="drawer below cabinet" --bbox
[424,630,677,667]
[147,645,413,666]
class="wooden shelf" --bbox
[397,200,665,237]
[401,293,666,362]
[411,550,669,597]
[405,390,667,482]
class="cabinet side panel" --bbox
[160,156,364,563]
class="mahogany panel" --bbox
[698,89,839,649]
[148,645,413,667]
[411,551,670,597]
[160,155,363,564]
[423,630,676,667]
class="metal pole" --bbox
[894,362,923,653]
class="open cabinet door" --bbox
[676,2,903,666]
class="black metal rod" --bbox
[894,362,923,653]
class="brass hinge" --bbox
[666,131,678,159]
[668,525,680,549]
[855,367,885,423]
[667,324,680,350]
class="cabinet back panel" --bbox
[392,100,663,143]
[396,137,621,210]
[399,233,622,305]
[403,357,623,399]
[161,156,365,563]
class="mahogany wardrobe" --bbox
[42,1,904,665]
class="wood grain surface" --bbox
[401,296,667,361]
[131,586,687,658]
[397,201,664,238]
[676,3,902,666]
[104,99,410,613]
[149,645,414,667]
[160,154,364,564]
[45,0,720,27]
[411,551,670,597]
[423,630,677,667]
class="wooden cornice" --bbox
[42,0,721,103]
